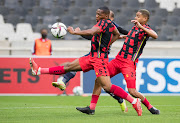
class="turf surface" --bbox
[0,96,180,123]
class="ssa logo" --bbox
[123,59,180,93]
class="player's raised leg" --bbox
[29,58,82,76]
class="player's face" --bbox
[41,29,48,39]
[96,9,107,22]
[134,12,147,24]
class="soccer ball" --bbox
[51,22,67,38]
[73,86,83,96]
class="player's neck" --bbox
[140,22,147,26]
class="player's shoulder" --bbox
[144,24,152,30]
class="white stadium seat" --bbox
[0,23,15,39]
[27,33,41,41]
[8,34,25,42]
[16,23,33,38]
[0,14,4,24]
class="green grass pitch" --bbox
[0,96,180,123]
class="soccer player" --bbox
[30,6,142,116]
[53,10,128,112]
[76,9,160,115]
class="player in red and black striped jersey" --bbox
[81,9,160,115]
[29,6,142,116]
[54,10,128,112]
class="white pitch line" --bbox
[0,105,180,110]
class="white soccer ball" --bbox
[51,22,67,38]
[73,86,83,96]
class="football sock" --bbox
[142,98,153,110]
[89,95,99,110]
[62,72,77,84]
[41,66,65,75]
[109,84,135,104]
[106,91,124,104]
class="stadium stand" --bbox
[16,23,33,38]
[0,23,15,40]
[67,6,83,17]
[0,14,4,24]
[4,0,19,9]
[39,0,54,9]
[0,0,180,56]
[0,6,9,16]
[126,0,140,10]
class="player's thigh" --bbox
[96,76,112,91]
[79,55,93,72]
[60,62,71,67]
[107,59,121,78]
[64,58,82,72]
[122,67,136,89]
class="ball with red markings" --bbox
[51,22,67,38]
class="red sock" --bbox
[126,94,134,104]
[110,84,134,104]
[40,68,49,74]
[142,98,153,110]
[41,66,65,75]
[89,95,99,110]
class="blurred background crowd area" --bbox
[0,0,180,56]
[0,0,180,41]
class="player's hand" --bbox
[119,35,127,39]
[67,26,75,34]
[74,27,81,32]
[131,20,143,29]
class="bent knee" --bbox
[128,88,137,96]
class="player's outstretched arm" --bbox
[131,20,158,39]
[110,27,120,45]
[67,26,100,36]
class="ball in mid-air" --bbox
[51,22,67,38]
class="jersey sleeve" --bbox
[94,20,115,33]
[144,25,153,36]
